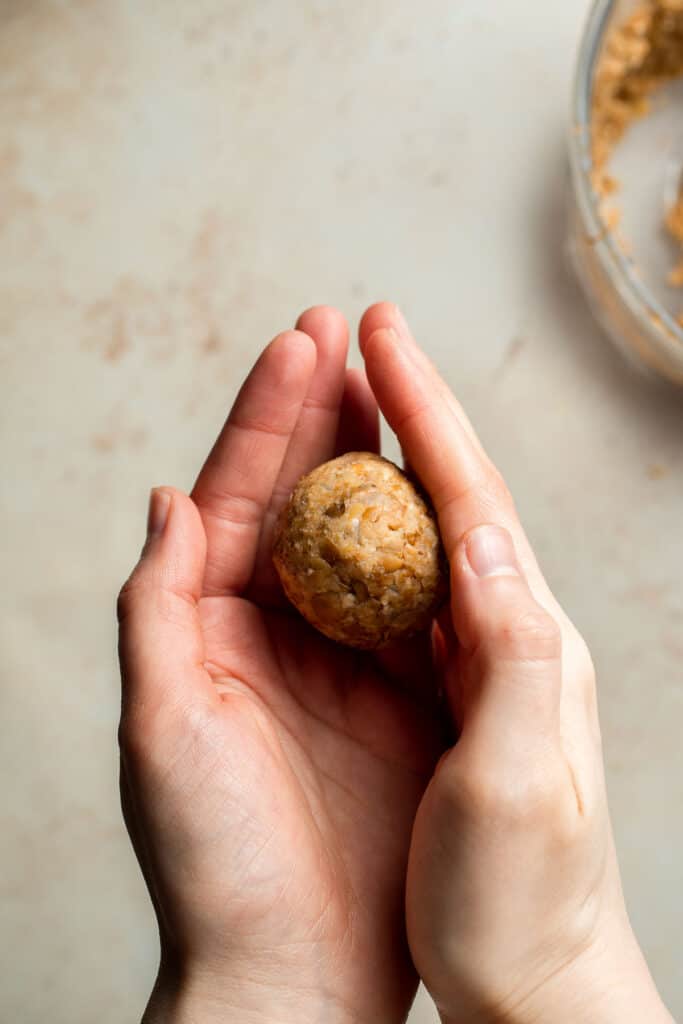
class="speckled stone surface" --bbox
[1,2,681,1021]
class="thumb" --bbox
[117,487,215,725]
[447,524,562,753]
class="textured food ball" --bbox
[273,452,447,649]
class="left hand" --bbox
[117,306,444,1024]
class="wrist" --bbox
[142,956,368,1024]
[142,962,266,1024]
[522,929,674,1024]
[513,930,671,1024]
[437,927,673,1024]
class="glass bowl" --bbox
[569,0,683,384]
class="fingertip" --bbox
[296,305,349,353]
[270,327,317,359]
[149,485,198,523]
[140,487,207,597]
[358,301,402,354]
[294,306,350,405]
[297,303,345,323]
[266,329,318,385]
[361,325,400,364]
[119,487,213,716]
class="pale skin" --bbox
[117,304,674,1024]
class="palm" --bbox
[151,309,449,1019]
[198,592,441,1018]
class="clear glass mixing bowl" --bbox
[569,0,683,384]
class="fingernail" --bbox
[465,525,519,578]
[147,488,171,539]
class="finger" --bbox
[359,302,486,454]
[361,322,551,606]
[192,331,317,596]
[335,367,381,455]
[117,488,215,722]
[449,524,562,753]
[276,306,349,488]
[361,309,597,797]
[247,308,349,599]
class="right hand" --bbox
[359,304,675,1024]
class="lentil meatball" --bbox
[273,452,447,649]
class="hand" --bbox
[358,305,674,1024]
[117,308,443,1024]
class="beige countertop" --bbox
[1,2,681,1021]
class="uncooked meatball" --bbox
[273,452,447,649]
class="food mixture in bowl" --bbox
[591,0,683,319]
[273,452,447,650]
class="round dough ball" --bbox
[273,452,447,649]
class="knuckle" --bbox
[154,587,192,630]
[553,623,600,738]
[447,767,500,821]
[118,702,171,760]
[477,467,516,519]
[440,752,566,828]
[117,574,194,632]
[201,492,264,530]
[507,768,564,823]
[438,467,515,528]
[116,572,147,624]
[436,753,500,820]
[117,712,148,765]
[550,799,584,850]
[491,607,561,662]
[488,464,513,501]
[574,636,599,710]
[118,699,203,773]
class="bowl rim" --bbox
[569,0,683,363]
